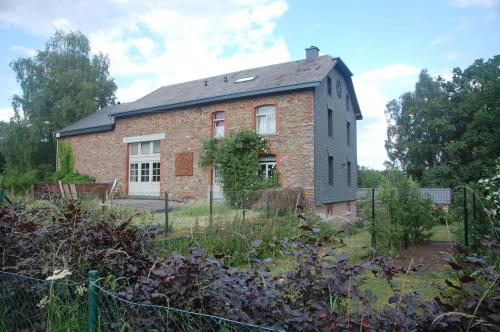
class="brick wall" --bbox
[63,90,315,204]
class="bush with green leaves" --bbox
[200,130,278,206]
[363,172,436,253]
[2,169,38,193]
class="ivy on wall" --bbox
[200,130,278,205]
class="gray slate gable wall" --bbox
[314,66,358,204]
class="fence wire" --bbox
[0,271,280,332]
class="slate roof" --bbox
[57,55,362,137]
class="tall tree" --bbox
[385,56,500,187]
[3,30,117,177]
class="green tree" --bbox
[2,30,117,178]
[385,55,500,187]
[357,166,386,187]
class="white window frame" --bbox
[129,140,161,157]
[259,155,276,179]
[213,112,225,138]
[256,105,276,135]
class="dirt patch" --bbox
[396,241,454,272]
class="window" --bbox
[336,80,342,98]
[327,77,332,96]
[152,162,160,182]
[328,109,333,137]
[129,163,138,182]
[130,141,160,156]
[256,105,276,135]
[153,141,160,154]
[130,143,139,155]
[346,94,350,111]
[346,122,351,146]
[141,163,150,182]
[259,155,276,179]
[328,156,334,185]
[140,142,150,155]
[347,161,352,186]
[213,112,225,138]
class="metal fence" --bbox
[107,188,305,236]
[0,270,280,331]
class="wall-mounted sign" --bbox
[175,152,193,176]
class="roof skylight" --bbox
[234,76,256,83]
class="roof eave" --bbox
[112,81,320,119]
[56,124,115,138]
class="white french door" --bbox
[128,141,161,197]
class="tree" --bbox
[385,56,500,187]
[357,166,386,187]
[2,30,117,178]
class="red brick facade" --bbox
[63,91,315,203]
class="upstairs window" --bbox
[256,105,276,135]
[346,94,350,111]
[328,156,334,186]
[213,111,225,138]
[327,76,332,96]
[259,155,276,179]
[328,109,333,137]
[346,122,351,146]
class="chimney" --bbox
[203,80,208,86]
[305,46,319,60]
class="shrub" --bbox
[2,169,38,193]
[365,172,436,253]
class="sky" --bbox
[0,0,499,169]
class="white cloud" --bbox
[430,34,452,46]
[10,45,37,56]
[0,0,291,103]
[449,0,500,7]
[0,108,15,122]
[353,64,420,170]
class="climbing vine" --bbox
[200,130,278,205]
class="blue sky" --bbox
[0,0,499,169]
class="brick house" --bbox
[56,46,363,220]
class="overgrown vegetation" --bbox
[2,199,499,331]
[200,130,278,205]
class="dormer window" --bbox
[256,105,276,135]
[213,112,225,138]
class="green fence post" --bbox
[87,270,98,332]
[164,191,169,235]
[209,187,213,227]
[463,187,469,252]
[371,188,376,250]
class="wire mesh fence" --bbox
[0,271,280,332]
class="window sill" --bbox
[259,133,278,137]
